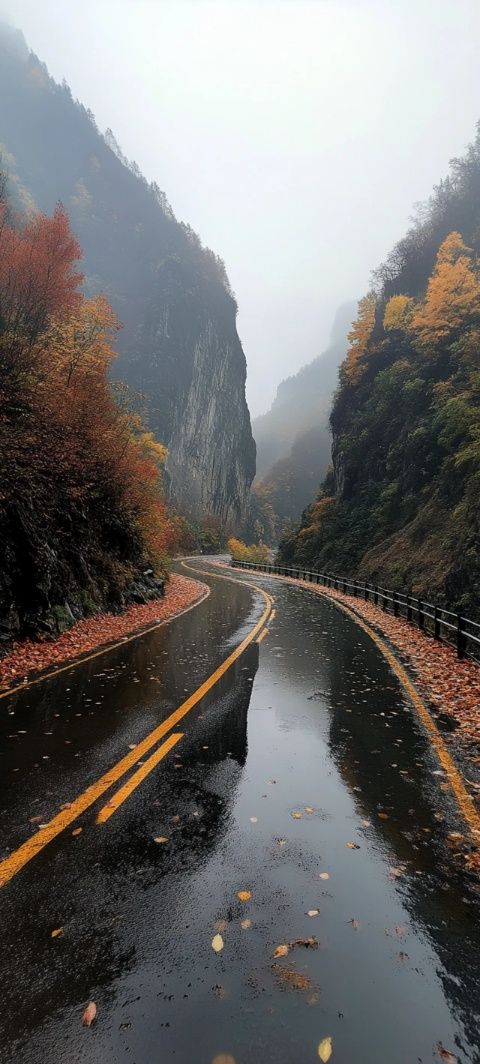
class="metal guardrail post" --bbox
[457,615,465,659]
[434,605,440,640]
[393,591,398,617]
[418,600,424,629]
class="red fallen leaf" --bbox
[436,1043,457,1063]
[82,1001,97,1026]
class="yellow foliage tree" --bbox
[228,537,270,564]
[45,295,119,388]
[383,294,412,332]
[411,232,480,346]
[341,292,376,385]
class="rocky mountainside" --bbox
[252,304,355,540]
[279,126,480,617]
[0,23,255,529]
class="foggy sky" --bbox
[2,0,480,416]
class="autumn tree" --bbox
[0,196,180,638]
[341,292,376,385]
[411,232,480,347]
[383,294,413,332]
[0,202,82,376]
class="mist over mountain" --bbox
[0,22,255,529]
[251,303,355,540]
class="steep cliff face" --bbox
[0,23,255,528]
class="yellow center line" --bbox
[256,627,269,644]
[96,733,184,823]
[270,609,276,622]
[0,571,272,888]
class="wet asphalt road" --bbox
[0,559,479,1064]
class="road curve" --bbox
[0,558,479,1064]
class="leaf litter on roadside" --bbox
[211,934,224,953]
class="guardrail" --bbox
[231,559,480,663]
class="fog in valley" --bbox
[3,0,480,414]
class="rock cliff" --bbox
[0,23,255,529]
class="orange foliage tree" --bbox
[341,292,376,386]
[0,196,179,620]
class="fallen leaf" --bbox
[277,838,288,846]
[72,827,82,837]
[30,815,43,823]
[398,951,409,961]
[436,1043,457,1063]
[212,1056,236,1064]
[249,817,258,823]
[362,819,371,827]
[241,918,252,930]
[319,872,330,880]
[307,909,320,917]
[318,1035,333,1061]
[346,841,360,850]
[394,925,407,937]
[214,919,227,932]
[291,936,318,950]
[82,1001,97,1027]
[378,812,389,820]
[273,943,290,958]
[305,806,314,814]
[291,811,303,819]
[350,918,360,930]
[237,890,252,902]
[211,934,224,953]
[153,836,169,844]
[389,867,403,878]
[51,928,63,938]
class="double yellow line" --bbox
[0,570,273,888]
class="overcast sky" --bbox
[2,0,480,416]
